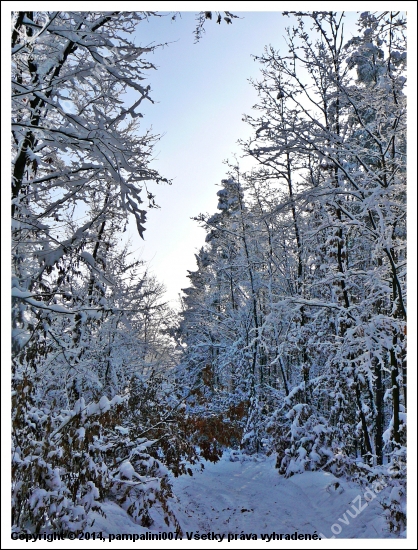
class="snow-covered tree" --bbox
[178,10,407,531]
[10,11,196,534]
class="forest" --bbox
[11,10,407,538]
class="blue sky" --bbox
[127,10,361,306]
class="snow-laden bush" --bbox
[380,450,407,534]
[12,374,195,535]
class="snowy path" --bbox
[90,453,398,539]
[170,454,394,539]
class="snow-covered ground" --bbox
[171,453,397,540]
[89,451,402,542]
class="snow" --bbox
[11,287,32,299]
[80,251,96,267]
[88,501,150,536]
[83,452,401,543]
[11,286,71,313]
[118,460,141,481]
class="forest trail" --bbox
[170,453,394,539]
[90,453,399,540]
